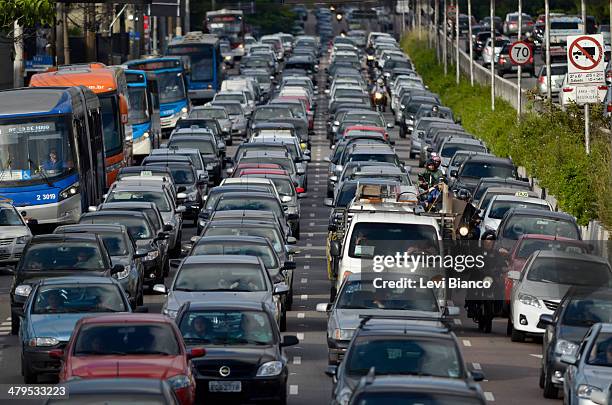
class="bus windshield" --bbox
[99,94,122,157]
[128,87,149,125]
[167,45,215,83]
[207,14,243,46]
[0,116,76,184]
[156,71,187,104]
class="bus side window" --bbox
[90,108,106,193]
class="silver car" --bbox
[0,203,32,265]
[537,64,568,97]
[563,323,612,405]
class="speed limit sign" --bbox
[509,41,533,65]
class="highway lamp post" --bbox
[545,0,552,101]
[517,0,522,118]
[468,0,474,86]
[418,0,422,40]
[490,0,495,111]
[455,0,459,85]
[582,0,590,154]
[435,0,439,61]
[443,0,448,75]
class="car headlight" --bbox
[224,55,233,61]
[163,308,178,318]
[459,226,469,236]
[577,384,602,399]
[374,92,383,100]
[482,276,494,285]
[15,235,30,244]
[15,284,32,297]
[59,182,79,201]
[29,337,60,347]
[555,339,578,356]
[181,107,188,114]
[145,250,159,261]
[113,265,131,280]
[186,192,198,202]
[167,374,191,390]
[142,131,150,139]
[256,361,283,376]
[333,328,354,341]
[367,55,374,60]
[518,293,541,308]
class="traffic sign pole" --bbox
[517,0,522,118]
[490,0,495,111]
[583,0,590,154]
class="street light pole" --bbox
[468,0,474,86]
[490,0,495,111]
[545,0,552,101]
[517,0,522,118]
[443,0,448,75]
[582,0,590,154]
[455,0,459,84]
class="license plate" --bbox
[209,381,242,393]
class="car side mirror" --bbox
[176,206,187,213]
[110,264,124,275]
[152,284,168,294]
[537,314,554,329]
[155,232,169,241]
[324,198,334,207]
[280,335,299,347]
[471,370,485,382]
[325,365,337,377]
[287,213,299,221]
[560,354,578,365]
[187,347,206,360]
[27,218,38,226]
[386,122,394,128]
[169,259,182,268]
[324,157,331,163]
[118,94,129,124]
[223,157,233,165]
[283,261,297,270]
[329,240,341,257]
[176,193,188,200]
[316,302,332,312]
[297,167,306,175]
[329,175,338,183]
[450,170,458,178]
[163,224,173,232]
[445,306,460,316]
[88,206,98,212]
[134,249,148,259]
[273,282,290,295]
[286,236,297,245]
[506,270,521,280]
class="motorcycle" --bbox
[372,90,387,112]
[417,177,445,213]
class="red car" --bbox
[503,234,592,307]
[343,125,388,141]
[50,314,205,405]
[230,163,283,177]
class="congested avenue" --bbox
[0,1,611,405]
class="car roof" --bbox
[185,300,266,312]
[78,313,173,324]
[31,233,100,243]
[506,207,575,220]
[532,250,607,264]
[60,378,169,395]
[183,254,261,265]
[55,223,129,234]
[195,235,270,245]
[100,201,158,210]
[464,155,513,164]
[355,376,481,398]
[81,210,147,219]
[489,195,548,204]
[37,276,121,285]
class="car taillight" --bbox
[562,87,573,93]
[529,56,533,63]
[538,76,545,83]
[599,85,608,91]
[607,71,612,78]
[499,57,507,64]
[607,104,612,112]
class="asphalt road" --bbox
[0,11,560,405]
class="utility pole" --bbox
[455,0,459,84]
[443,0,447,75]
[582,0,590,154]
[468,0,474,85]
[418,0,422,39]
[63,4,70,64]
[56,3,64,64]
[176,2,182,37]
[517,0,522,118]
[13,21,24,87]
[490,0,495,111]
[434,0,439,61]
[185,0,190,33]
[545,0,551,101]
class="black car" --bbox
[45,378,181,404]
[348,375,486,405]
[9,233,122,334]
[327,316,484,405]
[79,210,169,286]
[538,287,612,399]
[165,133,224,184]
[471,177,533,205]
[53,224,146,307]
[450,155,519,193]
[174,301,299,404]
[496,42,535,77]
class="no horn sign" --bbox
[567,34,606,84]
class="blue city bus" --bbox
[124,69,161,161]
[0,87,105,225]
[125,57,190,133]
[167,32,224,104]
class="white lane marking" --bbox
[530,354,543,359]
[297,313,305,319]
[297,332,304,341]
[293,356,302,365]
[0,327,11,332]
[307,243,312,247]
[472,362,482,370]
[484,392,495,401]
[304,265,310,270]
[309,213,315,217]
[0,322,10,326]
[300,294,308,300]
[305,254,311,258]
[290,385,299,395]
[453,318,462,325]
[309,222,315,226]
[311,204,316,208]
[301,278,308,283]
[308,233,314,237]
[462,340,472,347]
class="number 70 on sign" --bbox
[509,41,533,65]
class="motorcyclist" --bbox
[419,156,444,191]
[371,78,387,111]
[426,105,444,118]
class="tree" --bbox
[0,0,55,34]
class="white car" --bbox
[0,202,33,265]
[508,251,612,342]
[482,37,510,66]
[478,194,552,235]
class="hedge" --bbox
[401,32,612,227]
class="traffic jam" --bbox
[0,3,610,405]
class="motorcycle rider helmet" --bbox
[432,105,440,113]
[377,78,383,85]
[426,158,436,169]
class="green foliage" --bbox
[246,0,295,36]
[403,33,612,227]
[0,0,55,29]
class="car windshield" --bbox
[74,323,180,356]
[516,239,588,259]
[488,200,549,219]
[174,263,266,292]
[502,216,579,240]
[349,153,396,164]
[269,178,294,196]
[215,197,282,218]
[337,280,439,311]
[157,71,187,104]
[239,157,294,174]
[179,310,274,345]
[346,338,462,378]
[255,108,293,120]
[587,332,612,367]
[526,258,612,286]
[204,226,283,254]
[352,393,482,405]
[460,162,515,178]
[47,395,167,405]
[562,298,612,327]
[128,86,149,125]
[215,94,245,103]
[100,233,129,256]
[191,243,278,268]
[345,114,383,127]
[169,138,216,155]
[0,116,76,184]
[84,216,152,240]
[0,207,24,225]
[213,103,242,115]
[32,284,127,314]
[107,190,170,212]
[167,166,194,185]
[195,109,227,120]
[22,242,105,271]
[541,65,568,77]
[337,183,358,207]
[348,223,439,258]
[440,143,486,158]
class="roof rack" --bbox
[358,314,447,327]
